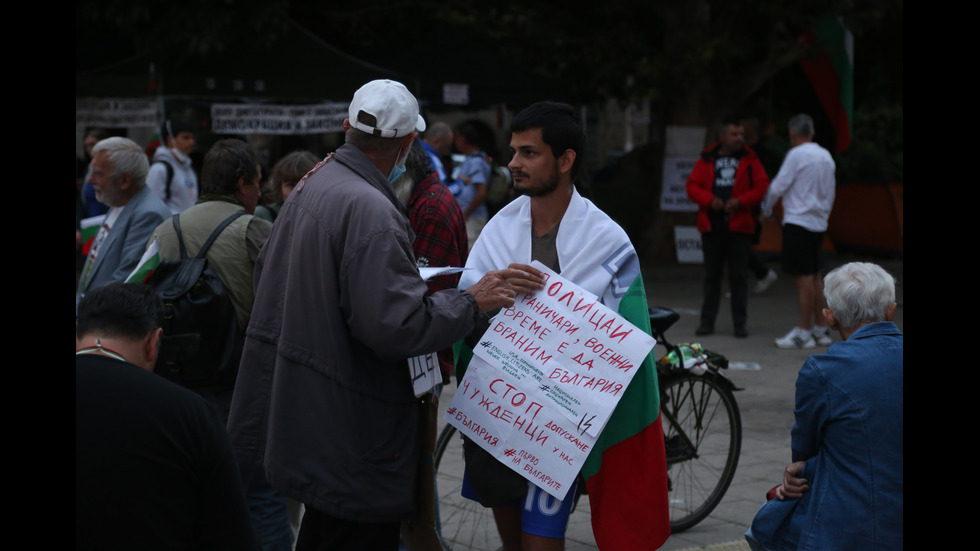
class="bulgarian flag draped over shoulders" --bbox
[799,15,854,152]
[581,274,670,550]
[456,189,670,550]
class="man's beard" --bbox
[392,172,414,206]
[94,184,116,207]
[515,162,560,198]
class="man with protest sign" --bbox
[455,101,670,551]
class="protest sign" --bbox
[445,261,656,499]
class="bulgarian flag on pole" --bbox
[79,214,106,257]
[799,15,854,152]
[126,238,161,284]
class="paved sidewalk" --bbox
[437,253,903,550]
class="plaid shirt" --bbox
[407,171,469,381]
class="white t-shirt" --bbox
[761,142,836,232]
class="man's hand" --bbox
[725,197,741,213]
[466,263,545,313]
[710,197,725,211]
[775,460,809,500]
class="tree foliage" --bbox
[79,0,902,116]
[78,0,902,256]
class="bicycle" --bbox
[432,306,742,549]
[649,306,742,533]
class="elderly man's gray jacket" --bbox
[228,143,480,522]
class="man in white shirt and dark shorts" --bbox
[761,113,837,349]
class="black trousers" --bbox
[699,230,751,328]
[748,250,768,280]
[296,506,400,551]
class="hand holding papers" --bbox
[408,267,468,397]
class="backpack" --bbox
[483,156,513,216]
[145,211,245,389]
[152,159,175,201]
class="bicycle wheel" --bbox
[659,370,742,533]
[433,424,501,551]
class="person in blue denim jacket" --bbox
[746,261,903,551]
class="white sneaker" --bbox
[775,327,816,349]
[811,327,833,346]
[753,269,778,294]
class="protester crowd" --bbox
[76,80,902,551]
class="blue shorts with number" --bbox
[460,470,580,538]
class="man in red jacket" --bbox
[686,119,770,338]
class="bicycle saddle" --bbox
[648,307,680,334]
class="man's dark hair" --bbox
[76,283,164,341]
[405,139,435,184]
[510,102,586,181]
[455,119,498,159]
[200,138,260,196]
[162,117,194,140]
[717,117,742,136]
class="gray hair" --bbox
[788,113,815,139]
[823,262,896,328]
[424,121,453,142]
[91,136,149,189]
[346,128,404,157]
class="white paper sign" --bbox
[419,266,467,280]
[408,352,441,397]
[75,97,160,128]
[674,225,703,263]
[665,125,707,156]
[445,261,656,499]
[442,83,470,105]
[210,102,348,135]
[407,267,470,396]
[659,156,699,212]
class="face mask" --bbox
[165,120,189,164]
[388,163,407,184]
[387,144,410,184]
[170,146,188,164]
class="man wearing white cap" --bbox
[227,79,546,550]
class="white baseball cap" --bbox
[348,79,426,138]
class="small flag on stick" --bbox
[80,215,106,256]
[126,238,161,284]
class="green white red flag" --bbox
[453,271,670,550]
[580,274,670,550]
[799,15,854,152]
[79,215,106,256]
[147,62,159,95]
[126,238,161,284]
